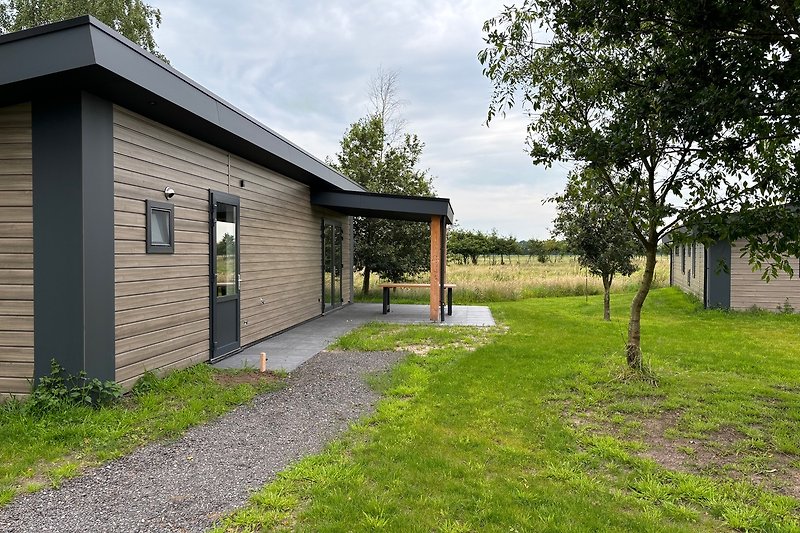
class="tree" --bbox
[480,1,798,370]
[331,71,434,294]
[0,0,166,60]
[551,171,642,320]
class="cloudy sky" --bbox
[154,0,568,238]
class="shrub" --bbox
[26,359,122,414]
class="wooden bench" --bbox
[380,283,456,316]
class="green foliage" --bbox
[331,101,435,289]
[551,171,643,318]
[218,290,800,531]
[0,0,166,61]
[26,359,122,413]
[447,228,522,265]
[479,0,800,364]
[520,237,566,263]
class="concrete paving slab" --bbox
[213,303,495,372]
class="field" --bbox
[219,289,800,531]
[354,254,671,303]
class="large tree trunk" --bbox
[362,266,371,295]
[626,246,658,369]
[602,273,612,321]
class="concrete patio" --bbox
[213,303,495,372]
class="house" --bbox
[0,16,453,398]
[669,238,799,311]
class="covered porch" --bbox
[311,190,455,322]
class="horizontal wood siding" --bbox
[114,107,351,385]
[0,103,33,397]
[229,156,347,346]
[114,107,224,386]
[729,239,800,312]
[671,242,705,302]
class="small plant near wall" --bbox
[778,298,795,314]
[26,359,122,414]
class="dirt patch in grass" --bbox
[638,414,734,473]
[212,370,282,388]
[570,408,800,499]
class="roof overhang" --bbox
[0,16,364,192]
[311,191,454,224]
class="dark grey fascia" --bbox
[0,16,364,193]
[311,191,454,224]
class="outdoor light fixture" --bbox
[163,186,175,200]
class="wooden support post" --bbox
[430,215,442,321]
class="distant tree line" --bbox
[448,228,569,265]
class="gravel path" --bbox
[0,350,403,533]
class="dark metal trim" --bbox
[440,215,446,322]
[321,218,344,313]
[311,190,454,224]
[145,199,175,254]
[349,217,354,304]
[32,91,115,382]
[209,189,241,360]
[706,240,732,309]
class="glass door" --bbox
[322,221,343,312]
[210,191,240,359]
[333,225,343,306]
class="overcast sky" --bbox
[153,0,568,238]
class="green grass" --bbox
[217,288,800,532]
[0,365,283,504]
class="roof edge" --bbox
[0,16,365,193]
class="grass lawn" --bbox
[0,366,283,506]
[218,288,800,532]
[354,254,671,304]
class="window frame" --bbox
[146,199,175,254]
[681,244,686,274]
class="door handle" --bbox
[237,274,241,292]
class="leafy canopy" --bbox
[480,0,800,367]
[479,0,797,259]
[0,0,166,60]
[551,171,641,284]
[332,114,434,286]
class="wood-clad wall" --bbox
[0,103,33,398]
[113,107,351,386]
[671,242,705,302]
[730,239,800,312]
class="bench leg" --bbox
[382,287,390,314]
[447,287,453,316]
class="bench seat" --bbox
[380,283,456,316]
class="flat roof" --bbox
[311,190,454,224]
[0,16,364,192]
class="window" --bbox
[681,245,686,273]
[692,243,697,278]
[146,199,174,254]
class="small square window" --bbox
[146,199,174,254]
